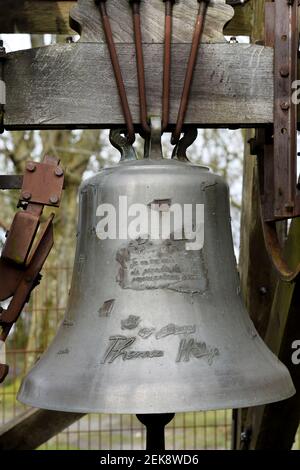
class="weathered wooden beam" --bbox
[3,42,274,129]
[232,129,277,450]
[0,408,84,450]
[244,219,300,450]
[70,0,233,44]
[232,0,273,450]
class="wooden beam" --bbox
[232,0,272,450]
[244,219,300,450]
[70,0,233,44]
[3,43,274,129]
[232,129,277,450]
[0,408,84,450]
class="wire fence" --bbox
[0,266,299,450]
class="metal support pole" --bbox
[136,414,175,451]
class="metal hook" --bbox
[142,117,164,161]
[148,117,164,160]
[109,129,137,162]
[172,128,198,162]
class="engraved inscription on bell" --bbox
[121,315,141,330]
[156,323,196,339]
[99,299,115,317]
[138,327,155,339]
[101,336,164,364]
[116,238,208,293]
[101,318,219,366]
[176,338,220,365]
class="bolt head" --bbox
[280,101,290,111]
[54,167,64,177]
[259,286,268,296]
[49,195,59,204]
[26,162,36,172]
[22,191,31,201]
[280,66,289,77]
[284,202,294,212]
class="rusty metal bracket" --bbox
[252,0,300,282]
[273,0,300,220]
[0,155,64,383]
[2,156,64,267]
[20,158,64,207]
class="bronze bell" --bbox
[18,125,295,414]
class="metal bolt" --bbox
[54,167,64,177]
[280,101,290,111]
[22,191,31,201]
[26,162,36,172]
[280,66,289,77]
[259,286,268,296]
[0,40,5,56]
[49,195,59,204]
[285,202,294,212]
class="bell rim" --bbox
[17,379,296,415]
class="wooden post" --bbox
[0,408,84,450]
[233,0,277,449]
[247,220,300,449]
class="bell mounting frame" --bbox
[251,0,300,282]
[0,155,64,383]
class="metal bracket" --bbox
[273,0,300,220]
[20,158,64,207]
[0,155,64,382]
[252,0,300,282]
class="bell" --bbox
[18,126,295,414]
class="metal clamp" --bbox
[109,129,137,161]
[172,128,198,162]
[0,155,64,382]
